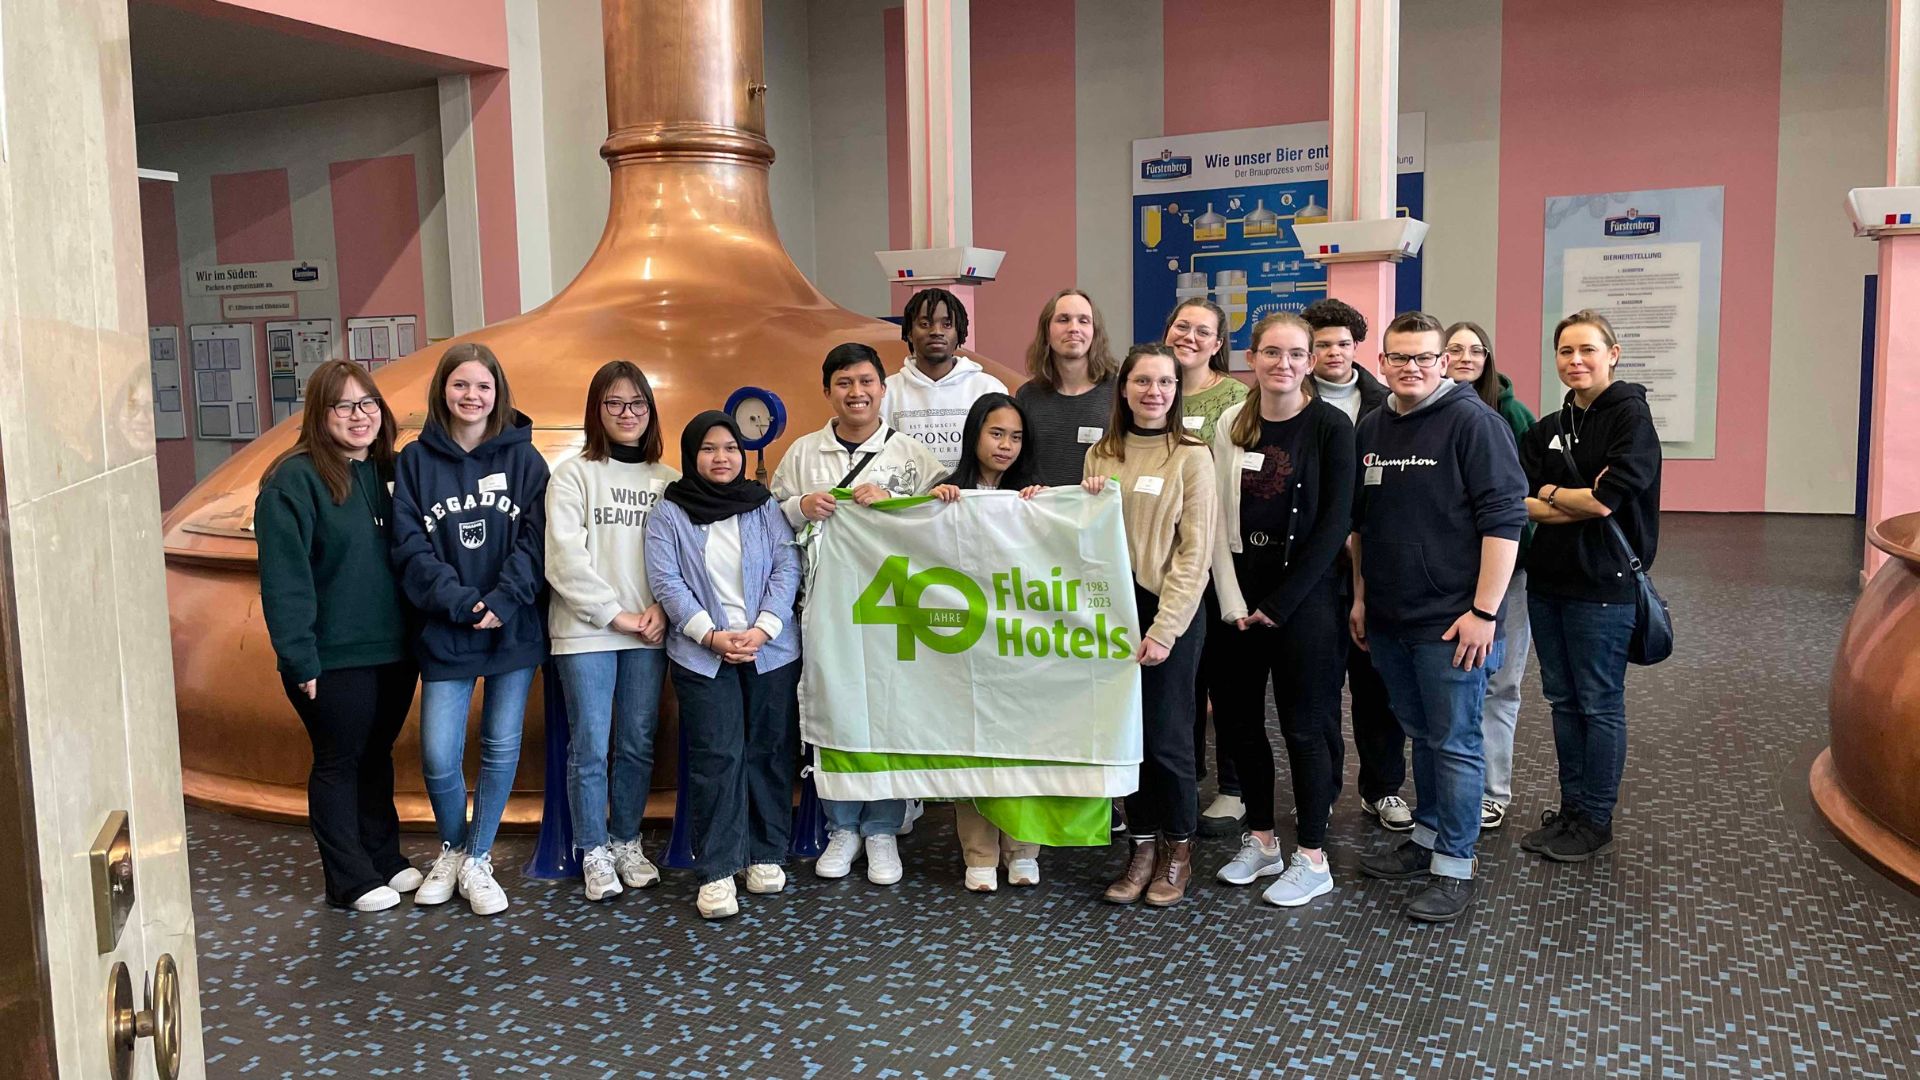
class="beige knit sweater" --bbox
[1084,433,1218,647]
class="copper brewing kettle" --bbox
[161,0,1016,825]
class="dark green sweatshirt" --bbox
[254,453,409,683]
[1493,373,1538,564]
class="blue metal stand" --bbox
[663,722,697,869]
[523,661,581,880]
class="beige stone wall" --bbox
[0,0,205,1074]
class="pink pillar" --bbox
[1866,234,1920,576]
[1327,261,1394,375]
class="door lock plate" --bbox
[90,811,134,953]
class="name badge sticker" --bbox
[1240,452,1264,471]
[386,481,395,495]
[1133,475,1166,497]
[1182,415,1204,430]
[1077,426,1102,445]
[1364,465,1384,486]
[478,472,509,494]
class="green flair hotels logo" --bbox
[852,557,1132,661]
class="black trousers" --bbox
[1192,587,1240,794]
[671,659,800,884]
[1212,579,1346,846]
[281,661,418,906]
[1127,585,1204,840]
[1345,587,1406,801]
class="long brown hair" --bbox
[581,360,663,463]
[1162,298,1231,374]
[427,342,514,441]
[1094,344,1204,462]
[263,359,397,504]
[1444,320,1503,410]
[1024,288,1119,389]
[1229,312,1314,450]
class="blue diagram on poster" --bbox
[1132,115,1425,368]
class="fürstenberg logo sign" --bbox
[852,557,1133,662]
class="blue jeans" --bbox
[1528,592,1635,829]
[555,648,667,851]
[1366,626,1503,879]
[419,665,537,859]
[671,659,801,883]
[823,798,906,838]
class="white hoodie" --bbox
[879,355,1009,470]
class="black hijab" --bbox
[664,411,772,526]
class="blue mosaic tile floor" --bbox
[187,514,1920,1077]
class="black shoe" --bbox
[1406,876,1476,922]
[1519,809,1574,854]
[1541,816,1616,862]
[1359,839,1431,881]
[1110,799,1126,834]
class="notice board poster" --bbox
[1542,186,1723,459]
[1132,115,1424,368]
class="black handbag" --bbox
[1555,434,1672,666]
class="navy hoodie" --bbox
[1352,380,1528,638]
[390,411,550,680]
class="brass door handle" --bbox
[107,954,182,1080]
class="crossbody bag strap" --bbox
[1555,424,1645,572]
[835,429,898,489]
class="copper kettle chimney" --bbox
[162,0,1014,824]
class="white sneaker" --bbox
[610,839,660,889]
[352,885,401,912]
[1261,851,1334,908]
[388,866,424,893]
[1481,798,1508,830]
[458,854,509,916]
[582,845,623,902]
[413,844,465,906]
[899,800,924,835]
[744,863,786,894]
[964,866,998,893]
[1217,834,1287,885]
[815,830,861,879]
[1363,795,1415,832]
[865,834,903,885]
[1005,858,1040,887]
[697,877,738,919]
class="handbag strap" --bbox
[836,429,898,489]
[1554,418,1646,573]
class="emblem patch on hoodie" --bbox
[459,519,486,550]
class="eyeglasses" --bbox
[328,398,381,418]
[1255,347,1311,363]
[1128,375,1178,391]
[602,398,650,417]
[1170,321,1217,342]
[1444,344,1488,359]
[1381,352,1445,369]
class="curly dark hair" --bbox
[901,287,970,350]
[1300,297,1369,344]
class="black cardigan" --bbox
[1233,398,1356,626]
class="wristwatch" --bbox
[1469,606,1497,622]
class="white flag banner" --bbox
[800,487,1143,804]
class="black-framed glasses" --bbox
[602,399,651,417]
[328,398,381,418]
[1444,344,1488,359]
[1381,352,1445,369]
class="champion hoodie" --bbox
[390,410,551,680]
[1352,380,1528,637]
[879,355,1008,470]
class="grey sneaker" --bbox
[1215,834,1287,886]
[582,845,622,902]
[610,839,660,889]
[1261,852,1334,907]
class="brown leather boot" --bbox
[1102,839,1157,904]
[1143,838,1194,907]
